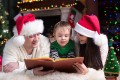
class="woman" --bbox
[73,14,108,79]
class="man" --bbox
[2,13,53,75]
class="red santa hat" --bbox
[13,13,44,47]
[74,15,107,46]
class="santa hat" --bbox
[13,13,44,47]
[74,15,107,46]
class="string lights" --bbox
[17,0,78,12]
[101,0,120,55]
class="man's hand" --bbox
[33,67,54,76]
[3,62,19,73]
[73,63,89,75]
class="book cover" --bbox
[24,57,84,73]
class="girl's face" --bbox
[54,27,70,47]
[24,32,40,49]
[76,33,87,44]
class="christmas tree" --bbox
[0,2,11,55]
[104,38,120,78]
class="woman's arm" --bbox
[99,34,108,66]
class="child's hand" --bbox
[33,67,54,76]
[73,63,89,75]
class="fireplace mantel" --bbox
[21,7,71,21]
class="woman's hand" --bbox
[73,63,89,75]
[33,67,54,76]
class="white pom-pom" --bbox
[94,33,108,47]
[14,13,22,21]
[13,36,25,47]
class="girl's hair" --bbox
[79,38,103,70]
[53,21,71,35]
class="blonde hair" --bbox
[53,21,71,35]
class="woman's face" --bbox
[76,33,87,44]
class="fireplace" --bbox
[21,7,71,37]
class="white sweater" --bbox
[2,35,50,73]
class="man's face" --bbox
[24,32,40,49]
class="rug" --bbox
[0,70,106,80]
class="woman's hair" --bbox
[53,21,71,35]
[79,38,103,70]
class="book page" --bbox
[54,57,84,73]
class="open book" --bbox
[24,57,84,73]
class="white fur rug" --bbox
[0,70,106,80]
[0,72,84,80]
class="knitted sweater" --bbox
[2,35,50,73]
[50,39,75,60]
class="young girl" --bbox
[73,15,108,78]
[50,21,75,60]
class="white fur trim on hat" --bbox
[13,36,25,47]
[20,19,44,36]
[13,19,44,36]
[13,19,44,47]
[74,23,96,38]
[74,23,108,46]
